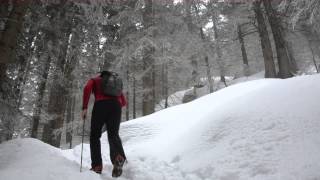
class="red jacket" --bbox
[82,75,127,110]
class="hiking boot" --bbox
[112,155,125,178]
[90,165,103,174]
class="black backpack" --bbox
[100,71,123,96]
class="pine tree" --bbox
[253,1,277,78]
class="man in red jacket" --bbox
[81,70,127,177]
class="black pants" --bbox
[90,99,126,167]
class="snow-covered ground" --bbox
[1,74,320,180]
[156,72,265,111]
[155,88,192,111]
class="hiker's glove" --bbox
[82,109,87,120]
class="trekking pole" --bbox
[80,116,86,172]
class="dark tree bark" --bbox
[126,68,130,121]
[45,26,74,147]
[253,1,277,78]
[199,25,213,93]
[0,0,30,63]
[64,25,82,147]
[300,25,320,73]
[15,30,38,107]
[0,1,10,40]
[262,0,293,78]
[133,77,136,119]
[237,24,249,66]
[0,63,7,99]
[161,62,169,108]
[43,42,70,147]
[205,56,214,93]
[142,48,155,115]
[187,3,200,96]
[31,30,56,139]
[191,58,200,96]
[42,2,74,147]
[142,0,155,116]
[205,1,227,86]
[69,97,76,148]
[184,0,195,32]
[212,11,227,86]
[285,40,298,74]
[308,39,320,73]
[152,63,156,109]
[31,33,52,138]
[31,55,51,138]
[65,95,76,148]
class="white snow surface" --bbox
[1,74,320,180]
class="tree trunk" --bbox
[164,65,168,109]
[212,11,227,86]
[161,62,169,108]
[253,1,277,78]
[65,95,75,148]
[142,0,155,116]
[308,40,320,73]
[31,36,52,138]
[16,31,37,107]
[142,52,155,115]
[199,25,214,93]
[0,0,30,63]
[64,25,81,147]
[31,29,57,139]
[152,64,156,109]
[44,44,69,147]
[16,56,31,107]
[237,24,249,66]
[188,0,204,95]
[184,0,194,33]
[262,0,293,78]
[301,25,320,73]
[0,63,7,100]
[126,68,130,121]
[42,2,73,147]
[0,1,10,40]
[69,96,76,148]
[191,57,199,96]
[65,97,72,145]
[205,56,214,93]
[133,77,136,119]
[285,39,298,74]
[65,23,80,144]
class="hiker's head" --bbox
[100,70,112,77]
[100,62,112,76]
[101,62,111,71]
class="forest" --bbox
[0,0,319,149]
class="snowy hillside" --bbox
[156,72,264,110]
[1,74,320,180]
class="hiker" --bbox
[81,70,127,177]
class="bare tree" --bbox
[253,1,277,78]
[262,0,293,78]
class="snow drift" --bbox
[1,74,320,180]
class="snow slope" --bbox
[155,72,264,111]
[1,74,320,180]
[0,138,98,180]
